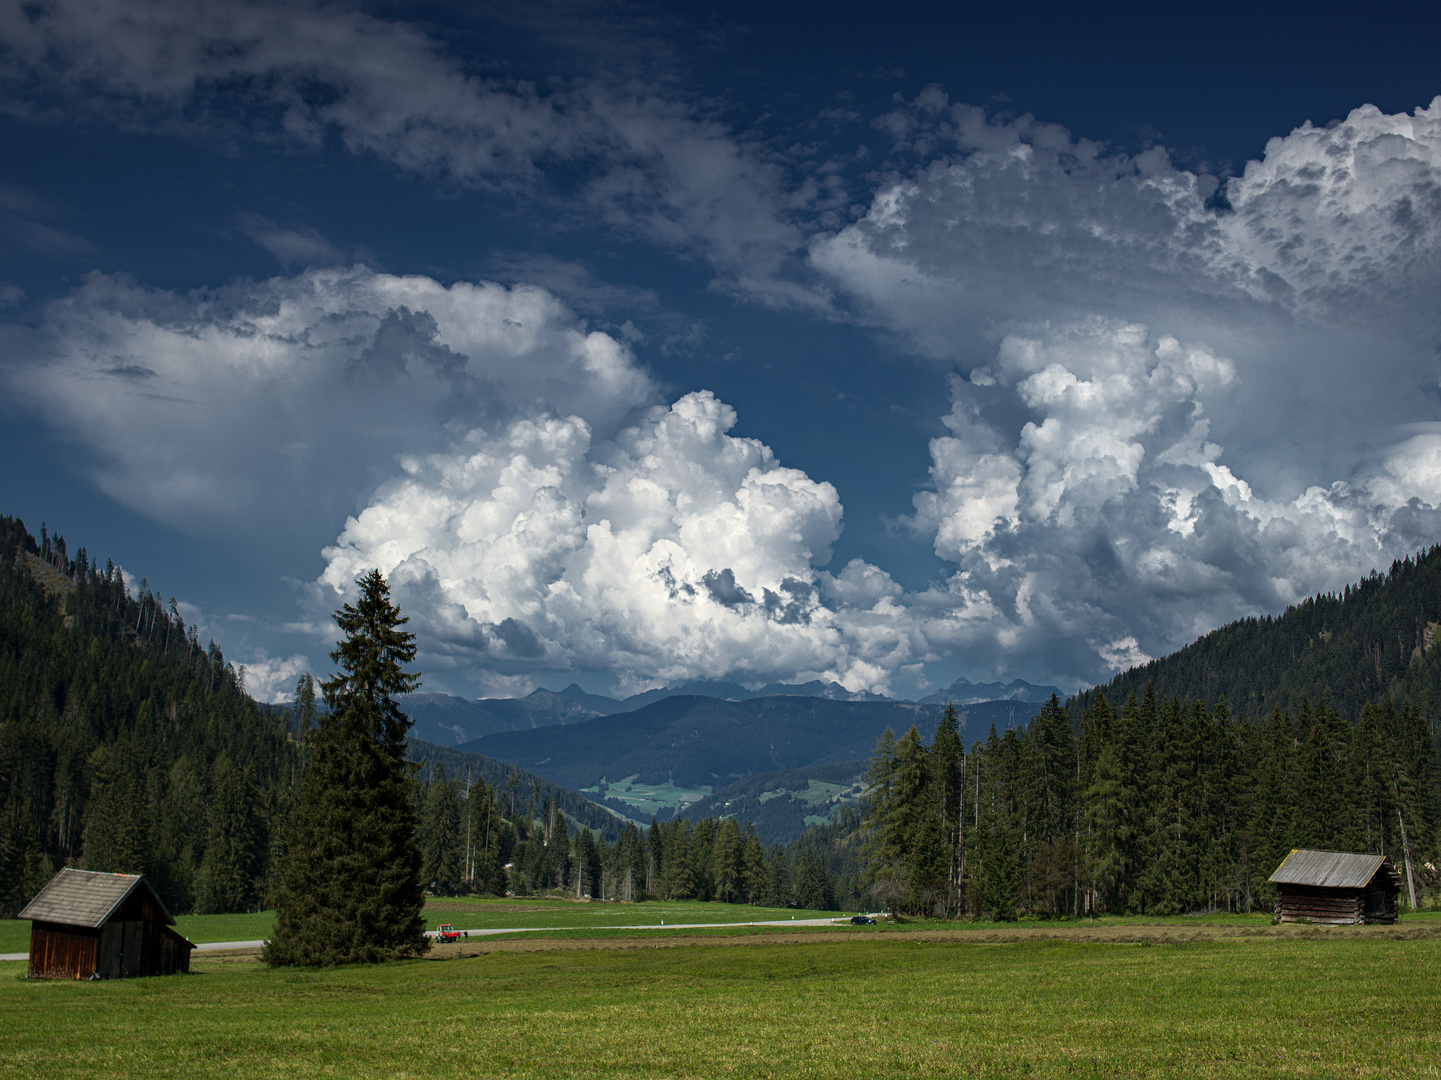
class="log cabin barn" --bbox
[18,868,194,979]
[1268,849,1402,925]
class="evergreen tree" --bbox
[661,818,695,899]
[420,764,464,896]
[712,818,742,903]
[931,704,966,916]
[195,755,266,913]
[1083,741,1126,912]
[740,823,767,903]
[464,777,507,896]
[765,843,791,906]
[981,798,1018,921]
[264,570,427,966]
[794,847,835,910]
[294,672,318,736]
[690,817,717,900]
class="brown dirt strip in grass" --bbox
[405,919,1441,958]
[190,918,1441,966]
[455,917,1441,951]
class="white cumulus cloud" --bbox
[909,321,1441,679]
[318,391,925,693]
[237,653,312,705]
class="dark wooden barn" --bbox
[1268,849,1401,925]
[19,868,195,979]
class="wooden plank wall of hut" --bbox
[96,920,158,978]
[28,923,99,980]
[1365,893,1400,925]
[1276,886,1365,925]
[159,927,191,974]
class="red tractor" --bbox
[436,923,463,943]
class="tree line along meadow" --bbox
[2,511,1439,951]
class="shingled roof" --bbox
[1268,849,1399,890]
[18,868,176,928]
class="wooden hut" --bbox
[1268,849,1401,925]
[19,868,194,979]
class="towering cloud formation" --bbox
[319,392,922,692]
[910,322,1441,677]
[812,95,1441,679]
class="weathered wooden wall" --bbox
[28,923,99,980]
[1276,884,1398,925]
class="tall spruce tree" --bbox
[931,704,965,916]
[420,764,464,896]
[195,755,266,914]
[263,570,428,966]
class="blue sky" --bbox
[2,0,1438,702]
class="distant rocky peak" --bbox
[918,677,1062,707]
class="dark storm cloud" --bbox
[350,307,468,384]
[702,567,754,609]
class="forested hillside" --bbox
[0,516,297,916]
[676,760,868,845]
[1076,547,1441,724]
[0,516,637,919]
[409,737,641,837]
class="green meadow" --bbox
[5,900,1432,953]
[0,898,845,954]
[581,778,713,816]
[419,897,843,934]
[6,923,1441,1078]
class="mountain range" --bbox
[403,676,1060,747]
[918,677,1064,706]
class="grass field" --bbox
[0,898,847,953]
[581,778,713,816]
[5,923,1441,1078]
[420,897,845,934]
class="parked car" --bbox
[850,915,876,925]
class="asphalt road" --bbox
[0,917,858,960]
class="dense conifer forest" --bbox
[413,773,860,911]
[0,515,296,916]
[843,690,1438,920]
[827,552,1441,919]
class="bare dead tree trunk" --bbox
[1398,810,1418,910]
